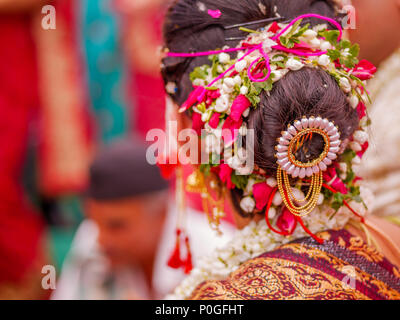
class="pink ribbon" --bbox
[167,14,343,86]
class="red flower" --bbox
[352,59,377,80]
[222,116,243,146]
[276,208,297,235]
[208,112,221,129]
[357,141,369,159]
[268,21,281,33]
[253,182,274,211]
[230,95,251,122]
[218,164,235,189]
[323,165,348,195]
[357,102,366,119]
[192,112,204,135]
[179,86,206,112]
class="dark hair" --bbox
[162,0,358,217]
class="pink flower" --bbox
[192,112,204,135]
[323,165,348,194]
[357,141,369,159]
[207,9,222,19]
[276,208,297,235]
[209,112,221,129]
[230,95,251,122]
[253,182,274,211]
[357,102,366,119]
[218,164,235,189]
[179,86,206,112]
[222,116,243,146]
[352,60,377,80]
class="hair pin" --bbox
[224,16,285,30]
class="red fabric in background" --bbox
[0,14,44,283]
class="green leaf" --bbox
[190,65,208,81]
[349,43,360,58]
[320,30,340,45]
[340,149,356,164]
[327,49,341,61]
[231,174,249,190]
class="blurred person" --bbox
[347,0,400,218]
[52,137,168,299]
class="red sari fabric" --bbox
[0,14,44,283]
[189,229,400,300]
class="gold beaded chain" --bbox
[277,166,323,217]
[283,171,316,203]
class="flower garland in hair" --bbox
[165,13,376,237]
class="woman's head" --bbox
[162,0,338,104]
[161,0,366,221]
[161,0,357,172]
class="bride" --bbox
[159,0,400,300]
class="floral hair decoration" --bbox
[163,13,376,270]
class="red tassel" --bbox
[183,236,193,274]
[167,229,183,269]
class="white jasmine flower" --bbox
[244,178,257,195]
[266,177,277,188]
[339,162,348,173]
[309,38,321,48]
[272,192,282,206]
[272,69,287,81]
[219,52,230,64]
[221,83,234,94]
[214,95,230,113]
[317,193,324,205]
[262,38,278,53]
[240,86,249,95]
[235,60,247,72]
[320,41,332,51]
[353,130,368,145]
[240,196,256,213]
[233,75,242,85]
[201,109,213,122]
[339,77,352,93]
[286,58,303,71]
[302,29,318,40]
[349,95,359,109]
[268,207,277,219]
[242,108,250,117]
[318,54,331,67]
[224,77,235,88]
[349,141,362,152]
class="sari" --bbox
[189,229,400,300]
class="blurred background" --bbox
[0,0,169,299]
[1,0,399,300]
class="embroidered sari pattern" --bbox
[189,230,400,300]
